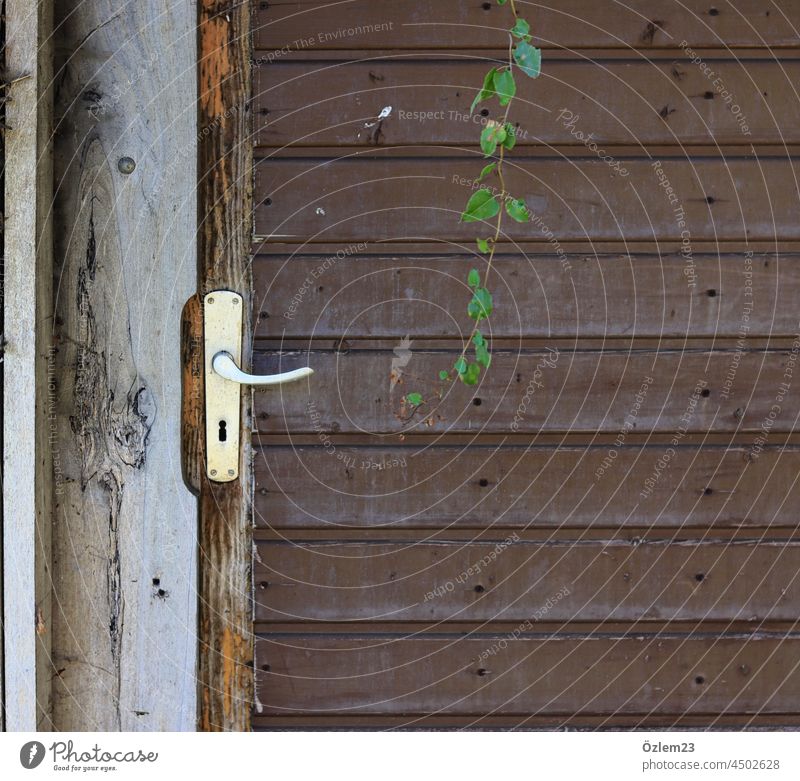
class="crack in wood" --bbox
[54,135,155,729]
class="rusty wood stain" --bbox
[197,0,253,732]
[180,295,203,495]
[640,20,666,45]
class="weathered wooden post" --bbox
[46,1,199,730]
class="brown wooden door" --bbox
[245,1,800,729]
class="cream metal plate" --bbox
[204,290,242,482]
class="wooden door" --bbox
[205,1,800,729]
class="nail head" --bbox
[118,157,136,174]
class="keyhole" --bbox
[218,420,227,442]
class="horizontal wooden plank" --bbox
[253,713,800,729]
[257,619,800,636]
[255,1,800,51]
[256,58,799,147]
[254,239,800,255]
[252,348,800,434]
[255,539,800,622]
[255,252,797,339]
[257,431,800,446]
[255,634,800,715]
[257,338,800,352]
[255,155,800,242]
[254,445,800,529]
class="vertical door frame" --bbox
[2,0,54,731]
[2,0,200,731]
[2,0,253,731]
[196,0,254,731]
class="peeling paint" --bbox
[365,105,392,127]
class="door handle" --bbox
[212,351,313,386]
[203,289,312,483]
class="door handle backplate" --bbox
[204,290,244,482]
[203,289,314,483]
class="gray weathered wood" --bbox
[3,0,54,732]
[51,1,198,730]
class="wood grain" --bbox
[254,252,798,339]
[198,0,254,731]
[256,633,800,716]
[2,0,54,731]
[250,0,800,728]
[252,712,800,729]
[254,445,800,529]
[256,58,800,148]
[255,154,800,243]
[255,1,800,51]
[254,538,800,623]
[51,1,198,731]
[181,296,204,496]
[252,348,800,434]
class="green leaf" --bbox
[470,68,497,113]
[510,18,530,39]
[502,123,517,150]
[461,189,500,223]
[505,198,530,223]
[476,237,491,254]
[439,370,449,381]
[467,268,481,288]
[454,357,468,375]
[513,40,542,79]
[468,287,493,321]
[460,362,481,385]
[405,392,423,406]
[497,0,508,5]
[473,330,490,367]
[492,68,516,107]
[480,123,507,156]
[477,162,496,182]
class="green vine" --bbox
[404,0,540,410]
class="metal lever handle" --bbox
[212,351,313,386]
